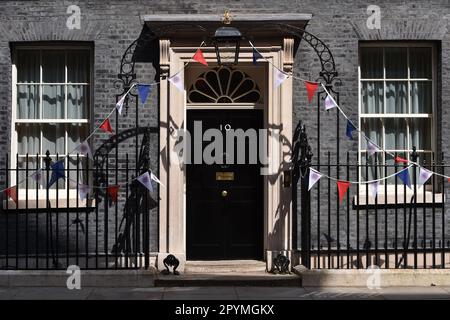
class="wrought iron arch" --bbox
[115,22,340,111]
[114,23,208,112]
[245,23,339,86]
[93,126,158,197]
[92,127,159,257]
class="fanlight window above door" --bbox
[188,67,261,104]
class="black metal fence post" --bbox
[299,126,313,269]
[411,147,419,268]
[43,151,52,269]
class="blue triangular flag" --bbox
[138,85,151,104]
[397,168,412,189]
[48,160,65,187]
[252,48,264,65]
[346,120,357,140]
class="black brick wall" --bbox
[0,0,449,264]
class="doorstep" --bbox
[154,273,301,287]
[294,266,450,287]
[155,260,301,287]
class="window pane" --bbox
[17,124,40,155]
[42,124,65,155]
[361,82,383,113]
[410,119,432,151]
[360,48,383,78]
[385,48,407,79]
[361,153,383,181]
[17,85,39,119]
[68,157,88,185]
[410,153,433,184]
[417,153,433,168]
[67,85,88,119]
[17,157,40,188]
[411,81,432,114]
[42,85,64,119]
[385,119,407,150]
[42,50,65,83]
[386,81,407,113]
[361,118,382,150]
[67,124,88,153]
[17,50,40,83]
[67,50,90,83]
[386,153,408,184]
[410,48,432,79]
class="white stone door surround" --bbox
[144,14,311,271]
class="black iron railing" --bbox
[295,126,449,269]
[0,151,155,270]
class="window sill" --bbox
[1,197,96,211]
[353,190,444,209]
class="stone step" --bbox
[185,260,267,274]
[154,273,301,287]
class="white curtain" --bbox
[42,124,65,155]
[67,85,87,119]
[42,85,64,119]
[361,119,383,180]
[385,119,406,150]
[17,124,39,155]
[17,84,39,119]
[386,82,407,113]
[362,82,383,114]
[411,81,432,114]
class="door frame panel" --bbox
[157,41,294,271]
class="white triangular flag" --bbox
[150,171,164,187]
[137,172,153,192]
[168,71,184,92]
[308,168,322,191]
[324,95,336,110]
[274,68,289,88]
[116,95,126,115]
[367,140,379,157]
[368,181,380,199]
[75,141,93,160]
[30,169,44,186]
[418,167,433,187]
[78,183,91,201]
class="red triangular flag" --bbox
[107,185,119,204]
[395,156,409,164]
[448,177,450,183]
[4,186,18,205]
[305,81,319,103]
[337,181,351,204]
[100,118,113,134]
[193,49,208,66]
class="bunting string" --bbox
[3,41,450,199]
[312,165,413,185]
[249,40,450,186]
[2,41,208,196]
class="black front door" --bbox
[187,109,264,260]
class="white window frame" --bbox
[10,44,93,201]
[358,42,437,189]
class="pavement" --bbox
[1,286,450,300]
